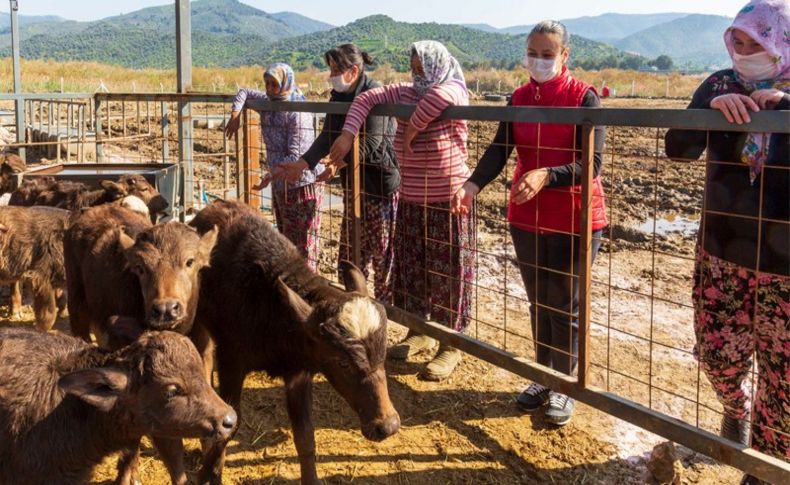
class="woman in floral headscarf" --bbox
[225,62,325,270]
[665,1,789,481]
[329,41,475,381]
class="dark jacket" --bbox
[302,73,400,197]
[665,69,790,276]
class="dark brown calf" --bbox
[189,200,400,485]
[0,152,25,194]
[0,323,236,485]
[0,206,69,330]
[64,204,217,345]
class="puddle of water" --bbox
[637,213,700,237]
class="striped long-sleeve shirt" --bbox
[342,82,470,203]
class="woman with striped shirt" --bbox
[330,41,475,381]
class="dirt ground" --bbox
[1,96,752,484]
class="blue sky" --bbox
[7,0,746,26]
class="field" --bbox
[0,58,707,99]
[0,89,755,484]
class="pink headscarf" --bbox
[724,0,790,81]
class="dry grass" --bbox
[0,58,707,99]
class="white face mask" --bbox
[732,51,778,81]
[524,55,561,83]
[330,69,355,93]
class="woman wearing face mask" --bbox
[277,44,400,300]
[452,20,608,426]
[665,2,789,480]
[225,62,324,270]
[329,40,475,381]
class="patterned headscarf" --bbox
[264,62,305,101]
[410,40,468,97]
[723,1,790,183]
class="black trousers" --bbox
[510,226,603,376]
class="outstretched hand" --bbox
[451,182,479,215]
[224,111,241,139]
[329,131,355,165]
[511,168,549,205]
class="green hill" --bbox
[615,14,732,69]
[258,15,642,71]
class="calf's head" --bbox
[0,153,24,194]
[118,174,169,221]
[58,322,236,441]
[278,262,400,442]
[120,222,217,332]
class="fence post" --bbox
[161,101,169,163]
[577,123,595,388]
[348,133,362,268]
[94,96,104,163]
[241,109,261,208]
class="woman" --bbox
[329,41,475,381]
[453,20,608,426]
[277,44,400,300]
[665,1,789,480]
[225,63,324,270]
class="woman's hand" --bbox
[511,168,549,205]
[316,163,338,183]
[710,93,760,124]
[330,131,355,164]
[272,159,309,184]
[750,89,786,110]
[404,122,420,156]
[252,173,272,191]
[451,182,479,215]
[224,111,241,139]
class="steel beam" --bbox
[10,0,25,160]
[175,0,193,219]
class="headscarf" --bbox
[724,1,790,183]
[410,40,468,97]
[263,62,305,101]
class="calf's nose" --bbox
[218,408,238,438]
[151,300,182,323]
[373,413,400,441]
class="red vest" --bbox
[508,68,608,234]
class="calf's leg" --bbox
[114,439,142,485]
[285,371,319,485]
[9,281,21,317]
[152,437,188,485]
[32,281,58,331]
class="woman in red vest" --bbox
[453,20,608,426]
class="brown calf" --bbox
[189,200,400,484]
[0,153,25,194]
[0,323,236,485]
[0,206,70,330]
[64,204,217,346]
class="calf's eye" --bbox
[165,384,182,399]
[185,258,195,268]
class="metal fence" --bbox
[2,92,788,483]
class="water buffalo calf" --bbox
[64,204,217,346]
[189,200,400,484]
[0,323,237,485]
[0,206,69,330]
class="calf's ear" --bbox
[118,228,136,251]
[340,260,368,297]
[59,368,129,413]
[197,225,219,265]
[275,276,313,326]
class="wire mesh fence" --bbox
[1,92,787,483]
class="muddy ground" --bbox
[1,97,750,484]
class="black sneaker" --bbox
[721,414,750,446]
[516,383,550,413]
[740,474,769,485]
[545,391,575,426]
